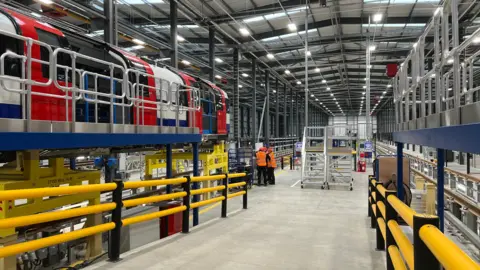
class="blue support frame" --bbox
[192,142,200,226]
[396,142,404,201]
[436,148,445,232]
[166,144,173,194]
[0,133,201,151]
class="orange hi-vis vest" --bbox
[256,151,267,166]
[267,152,277,168]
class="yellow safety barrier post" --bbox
[384,190,402,270]
[374,182,385,251]
[108,180,124,262]
[368,175,375,218]
[182,176,191,233]
[221,174,228,218]
[413,214,440,269]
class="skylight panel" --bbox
[119,0,164,4]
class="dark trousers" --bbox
[257,166,267,185]
[267,167,275,184]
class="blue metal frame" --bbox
[436,148,445,232]
[396,142,404,201]
[192,142,200,226]
[0,133,201,151]
[393,123,480,154]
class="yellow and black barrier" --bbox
[0,172,247,263]
[367,175,480,270]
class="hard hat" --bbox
[268,147,273,152]
[260,147,267,151]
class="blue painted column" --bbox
[69,158,76,170]
[192,142,200,226]
[396,142,404,201]
[436,148,445,232]
[166,144,173,193]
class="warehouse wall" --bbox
[328,115,377,139]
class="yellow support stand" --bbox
[0,151,103,269]
[144,143,229,199]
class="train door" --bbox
[199,82,217,134]
[179,73,202,132]
[215,90,226,134]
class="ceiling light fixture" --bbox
[285,69,291,74]
[267,53,275,59]
[215,75,222,79]
[373,13,383,23]
[38,0,53,4]
[447,58,454,64]
[177,35,185,42]
[306,51,311,56]
[387,84,392,88]
[181,60,191,65]
[132,38,146,45]
[288,23,297,31]
[363,86,367,89]
[369,45,376,51]
[242,73,249,78]
[327,87,331,91]
[239,84,243,88]
[239,27,250,36]
[315,68,320,72]
[215,58,223,63]
[297,81,302,85]
[322,79,326,83]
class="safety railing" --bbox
[0,173,247,262]
[0,29,201,131]
[367,176,480,270]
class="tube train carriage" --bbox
[0,8,230,137]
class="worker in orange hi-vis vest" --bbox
[267,147,277,185]
[256,147,268,186]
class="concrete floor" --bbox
[87,169,385,270]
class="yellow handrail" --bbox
[228,191,246,199]
[388,220,414,269]
[377,201,386,219]
[0,203,116,229]
[228,182,246,188]
[190,196,225,209]
[123,178,187,189]
[420,225,480,270]
[0,183,117,200]
[227,173,246,179]
[377,185,387,198]
[191,175,226,182]
[123,192,187,208]
[191,186,225,195]
[377,218,386,240]
[0,223,115,258]
[388,245,408,270]
[387,195,415,227]
[122,205,186,226]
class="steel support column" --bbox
[252,59,257,144]
[283,84,287,137]
[233,48,240,145]
[104,0,114,44]
[275,79,280,138]
[265,70,270,145]
[209,27,215,82]
[290,88,294,137]
[296,94,300,139]
[170,0,178,68]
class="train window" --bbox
[130,61,149,98]
[225,98,230,113]
[0,34,22,77]
[36,28,69,80]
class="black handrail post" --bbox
[369,180,376,228]
[290,155,293,170]
[108,180,123,262]
[385,190,397,270]
[281,156,284,170]
[375,182,385,251]
[243,179,248,209]
[413,214,440,269]
[221,174,228,218]
[368,176,373,217]
[182,176,191,233]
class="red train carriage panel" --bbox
[1,9,71,121]
[178,72,202,132]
